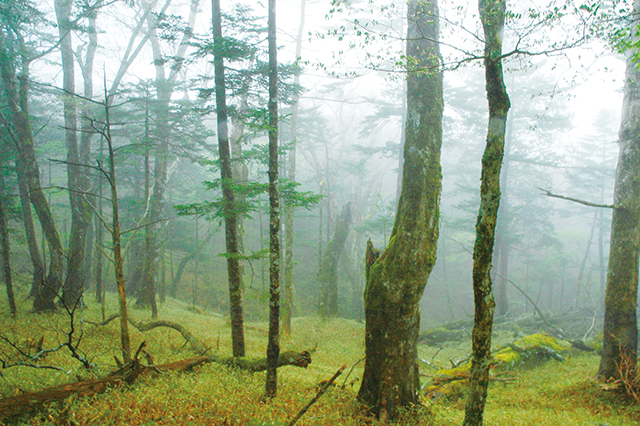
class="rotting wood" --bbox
[0,349,312,420]
[129,319,209,355]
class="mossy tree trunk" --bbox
[318,202,351,317]
[265,0,280,399]
[357,0,443,419]
[213,0,245,357]
[463,1,510,425]
[598,0,640,381]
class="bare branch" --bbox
[537,187,616,209]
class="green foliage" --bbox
[175,178,321,223]
[2,294,640,425]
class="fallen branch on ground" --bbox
[288,364,346,426]
[0,339,313,420]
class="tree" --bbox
[282,0,306,337]
[357,0,443,419]
[318,202,351,317]
[100,90,132,364]
[265,0,280,399]
[54,0,94,309]
[598,0,640,381]
[0,2,64,312]
[212,0,245,357]
[0,172,16,315]
[463,0,510,425]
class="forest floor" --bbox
[1,293,639,425]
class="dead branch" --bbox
[129,319,210,355]
[537,188,615,209]
[0,348,313,420]
[287,364,346,426]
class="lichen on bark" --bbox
[358,0,443,419]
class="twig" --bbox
[288,364,346,426]
[583,312,597,341]
[341,357,364,389]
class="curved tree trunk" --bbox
[357,0,443,419]
[0,35,63,312]
[463,1,510,424]
[598,0,640,381]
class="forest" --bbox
[1,0,640,424]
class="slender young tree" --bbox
[102,87,132,364]
[598,0,640,381]
[265,0,280,399]
[464,0,510,424]
[358,0,443,419]
[212,0,245,357]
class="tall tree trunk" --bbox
[55,0,92,309]
[265,0,280,399]
[598,0,640,380]
[463,1,510,425]
[318,202,351,317]
[357,0,443,419]
[212,0,245,357]
[138,0,199,317]
[0,33,64,312]
[95,138,104,304]
[0,174,16,315]
[79,9,99,302]
[283,0,306,337]
[103,91,132,364]
[494,117,512,317]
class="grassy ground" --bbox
[1,293,639,425]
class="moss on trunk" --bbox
[357,0,443,419]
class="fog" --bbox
[0,0,628,329]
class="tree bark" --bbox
[598,0,640,381]
[463,1,510,425]
[14,156,44,299]
[357,0,443,419]
[0,173,16,315]
[318,202,351,317]
[0,30,64,312]
[212,0,245,358]
[55,0,92,309]
[265,0,280,399]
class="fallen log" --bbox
[0,347,312,420]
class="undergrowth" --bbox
[1,293,639,425]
